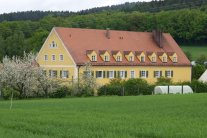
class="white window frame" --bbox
[173,57,177,63]
[91,55,97,62]
[166,70,172,78]
[163,56,167,63]
[52,55,56,61]
[152,56,156,62]
[140,70,147,78]
[129,56,134,61]
[60,54,64,61]
[116,56,121,62]
[130,70,135,78]
[120,71,125,78]
[154,71,161,78]
[141,56,145,62]
[96,71,103,78]
[109,71,114,79]
[50,41,57,48]
[44,55,48,61]
[50,70,57,78]
[104,55,109,62]
[61,70,69,79]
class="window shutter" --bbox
[107,71,109,78]
[92,71,94,77]
[60,70,62,78]
[118,71,120,78]
[139,71,141,77]
[165,71,167,77]
[96,71,98,78]
[171,71,174,77]
[114,71,117,78]
[103,71,106,78]
[160,71,162,77]
[67,71,69,78]
[146,71,149,78]
[49,70,51,77]
[125,71,127,78]
[154,71,156,78]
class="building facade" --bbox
[36,27,192,85]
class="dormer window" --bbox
[117,56,121,62]
[173,57,177,63]
[50,41,57,48]
[92,55,97,62]
[141,56,145,62]
[163,57,167,63]
[104,56,109,62]
[152,56,156,62]
[129,56,134,61]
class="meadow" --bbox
[0,94,207,138]
[181,46,207,60]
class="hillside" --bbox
[0,0,206,22]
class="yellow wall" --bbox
[79,66,191,85]
[36,29,77,80]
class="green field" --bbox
[0,94,207,138]
[181,46,207,60]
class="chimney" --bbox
[152,30,163,48]
[106,28,110,39]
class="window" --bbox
[116,56,121,62]
[140,71,148,78]
[109,71,114,78]
[96,71,103,78]
[50,41,57,48]
[152,56,156,62]
[91,55,97,61]
[141,56,145,62]
[44,55,48,61]
[165,70,173,78]
[173,57,177,63]
[49,70,57,78]
[83,71,94,77]
[129,56,134,61]
[163,57,167,63]
[154,71,162,78]
[120,71,125,78]
[130,71,135,78]
[104,56,109,62]
[60,55,64,61]
[61,71,69,78]
[52,55,56,61]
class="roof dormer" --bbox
[158,52,168,63]
[112,51,122,62]
[147,52,157,63]
[136,51,145,63]
[99,50,110,62]
[168,52,178,63]
[124,51,134,62]
[86,50,97,62]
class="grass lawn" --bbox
[181,46,207,60]
[0,94,207,138]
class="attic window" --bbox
[91,55,97,62]
[50,41,57,48]
[104,56,109,62]
[141,56,145,62]
[116,56,121,62]
[129,56,134,61]
[163,57,167,63]
[173,57,177,63]
[152,56,156,63]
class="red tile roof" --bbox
[55,27,191,66]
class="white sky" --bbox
[0,0,151,14]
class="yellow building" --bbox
[36,27,191,85]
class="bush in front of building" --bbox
[49,86,69,98]
[98,78,154,96]
[178,80,207,93]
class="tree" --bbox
[192,64,206,79]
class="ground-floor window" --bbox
[165,70,173,78]
[130,71,135,78]
[96,71,103,78]
[140,70,148,78]
[61,70,69,78]
[108,71,114,78]
[154,71,162,78]
[49,70,57,78]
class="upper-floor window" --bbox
[116,56,121,62]
[91,55,97,62]
[140,70,148,78]
[152,56,156,62]
[163,57,167,63]
[173,57,177,63]
[60,55,64,61]
[50,41,57,48]
[52,55,56,61]
[130,71,135,78]
[129,56,134,61]
[141,56,145,62]
[104,56,109,62]
[165,70,173,78]
[44,55,48,61]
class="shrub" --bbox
[178,80,207,93]
[49,86,69,98]
[156,77,173,85]
[2,87,20,100]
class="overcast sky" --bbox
[0,0,151,14]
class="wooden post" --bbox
[168,85,170,94]
[182,85,184,94]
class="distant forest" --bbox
[0,0,207,60]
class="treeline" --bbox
[0,8,207,60]
[0,0,207,22]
